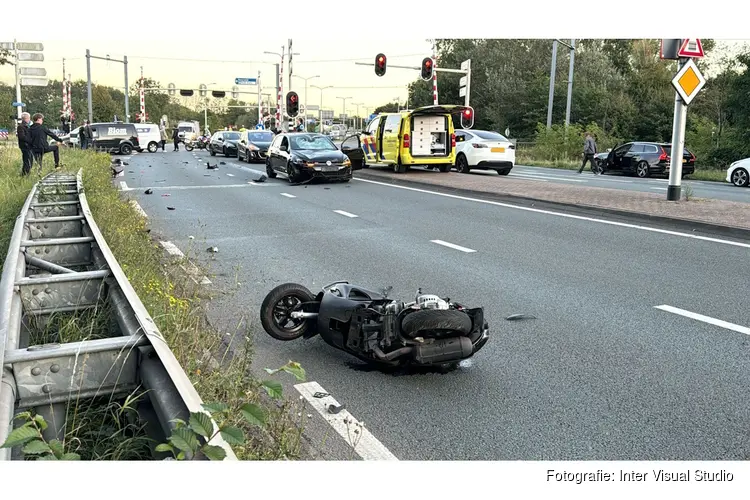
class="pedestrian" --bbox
[578,131,597,174]
[172,126,180,151]
[295,118,304,132]
[16,112,33,176]
[29,113,63,172]
[79,120,91,150]
[160,125,167,151]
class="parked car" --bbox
[135,123,162,153]
[208,131,241,156]
[597,141,695,178]
[237,130,275,163]
[265,132,352,183]
[453,129,515,175]
[726,158,749,187]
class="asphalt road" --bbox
[119,147,750,460]
[478,164,750,203]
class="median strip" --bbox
[655,305,750,336]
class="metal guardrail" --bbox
[0,170,236,460]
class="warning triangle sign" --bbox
[678,39,704,58]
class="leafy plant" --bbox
[1,412,80,460]
[158,361,306,461]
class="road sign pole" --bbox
[667,53,687,201]
[14,40,22,119]
[565,39,575,127]
[86,49,93,122]
[123,55,129,123]
[547,40,558,129]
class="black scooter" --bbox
[259,281,490,369]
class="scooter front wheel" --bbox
[260,283,316,341]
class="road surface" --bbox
[471,164,748,203]
[118,147,750,461]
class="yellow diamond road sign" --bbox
[671,58,706,105]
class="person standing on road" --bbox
[172,126,180,151]
[578,131,598,174]
[79,121,91,150]
[16,112,33,176]
[29,113,63,172]
[160,125,167,151]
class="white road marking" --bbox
[334,210,358,218]
[119,181,129,191]
[136,184,271,191]
[280,193,296,198]
[129,200,148,218]
[651,187,667,191]
[354,178,750,249]
[430,239,477,253]
[655,305,750,336]
[511,173,587,183]
[226,173,235,177]
[159,241,212,285]
[295,381,398,461]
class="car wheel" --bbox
[497,169,511,176]
[266,161,277,178]
[119,143,132,155]
[635,161,650,178]
[456,154,470,173]
[731,167,749,187]
[286,163,300,183]
[147,142,158,153]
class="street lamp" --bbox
[201,81,217,134]
[353,102,364,130]
[312,84,332,132]
[293,74,319,131]
[336,96,352,125]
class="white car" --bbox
[454,129,515,175]
[135,123,162,153]
[727,158,749,187]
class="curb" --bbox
[354,170,750,241]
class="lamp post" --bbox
[293,74,320,131]
[353,102,364,131]
[312,84,332,132]
[336,96,352,125]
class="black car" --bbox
[597,141,696,178]
[237,130,275,163]
[89,122,140,155]
[266,132,353,183]
[208,131,241,156]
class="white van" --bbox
[135,123,162,153]
[177,121,200,143]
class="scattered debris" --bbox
[128,170,134,173]
[327,403,346,415]
[206,246,219,253]
[313,392,330,399]
[144,189,153,195]
[207,163,218,170]
[324,187,330,190]
[167,206,176,210]
[219,162,226,165]
[188,236,194,240]
[122,162,129,166]
[161,194,171,197]
[155,180,166,183]
[505,314,537,321]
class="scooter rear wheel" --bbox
[260,283,316,341]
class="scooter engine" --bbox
[416,294,449,310]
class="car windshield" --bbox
[224,132,240,140]
[249,132,274,142]
[473,130,508,141]
[291,135,337,151]
[178,126,192,132]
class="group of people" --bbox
[15,112,65,176]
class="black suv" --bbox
[89,122,140,155]
[596,141,696,178]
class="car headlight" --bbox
[343,158,351,166]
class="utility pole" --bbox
[86,50,129,122]
[123,55,129,123]
[546,40,558,129]
[336,96,351,123]
[14,39,21,119]
[86,49,92,122]
[565,39,575,127]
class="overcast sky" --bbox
[1,1,746,119]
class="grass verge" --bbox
[0,147,307,460]
[515,151,728,183]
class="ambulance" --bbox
[359,105,472,173]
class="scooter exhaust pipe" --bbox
[372,346,413,361]
[289,311,319,319]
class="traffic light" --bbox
[460,106,474,129]
[212,90,226,98]
[421,57,434,81]
[286,91,299,117]
[179,89,194,97]
[375,53,387,77]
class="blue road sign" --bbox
[255,123,265,129]
[12,102,25,107]
[235,78,258,85]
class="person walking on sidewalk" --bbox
[16,112,33,176]
[578,131,598,174]
[29,113,64,172]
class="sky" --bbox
[1,0,747,120]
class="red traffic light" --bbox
[463,109,471,117]
[378,56,385,64]
[425,60,432,67]
[420,57,435,81]
[460,107,475,129]
[375,53,387,76]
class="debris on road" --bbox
[167,206,176,210]
[207,163,218,170]
[161,194,171,197]
[505,314,537,321]
[144,189,153,194]
[207,246,219,253]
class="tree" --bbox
[0,48,11,66]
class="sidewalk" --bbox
[355,166,750,235]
